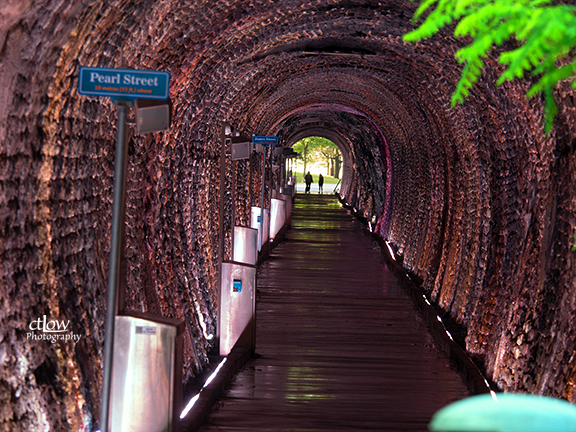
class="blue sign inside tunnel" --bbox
[252,135,279,146]
[233,280,242,293]
[78,66,170,100]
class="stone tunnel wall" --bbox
[1,0,576,430]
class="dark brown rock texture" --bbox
[1,0,575,430]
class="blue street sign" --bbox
[78,67,170,100]
[252,135,279,146]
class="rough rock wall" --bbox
[1,0,576,431]
[381,43,576,401]
[1,1,101,430]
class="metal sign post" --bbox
[100,100,130,432]
[252,136,279,253]
[218,123,230,344]
[78,66,171,432]
[259,145,267,240]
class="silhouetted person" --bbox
[318,174,324,194]
[304,172,313,194]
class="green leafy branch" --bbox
[403,0,576,134]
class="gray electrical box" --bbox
[253,143,265,153]
[135,99,171,134]
[231,141,252,160]
[233,226,258,265]
[219,261,256,356]
[110,313,184,432]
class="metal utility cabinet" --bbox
[110,313,184,432]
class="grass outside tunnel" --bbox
[293,172,341,185]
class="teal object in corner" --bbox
[429,393,576,432]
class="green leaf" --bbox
[543,87,558,135]
[404,0,576,134]
[413,0,441,21]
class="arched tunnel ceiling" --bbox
[2,0,576,430]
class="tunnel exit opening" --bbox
[289,136,343,194]
[270,102,391,231]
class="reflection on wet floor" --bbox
[200,194,469,432]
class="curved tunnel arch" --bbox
[2,0,576,429]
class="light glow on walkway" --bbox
[180,358,228,420]
[385,241,396,261]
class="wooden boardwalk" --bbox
[200,194,469,431]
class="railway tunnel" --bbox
[2,0,576,430]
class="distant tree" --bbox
[403,0,576,133]
[315,142,342,178]
[292,138,314,175]
[292,136,338,175]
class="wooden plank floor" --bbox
[200,194,469,431]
